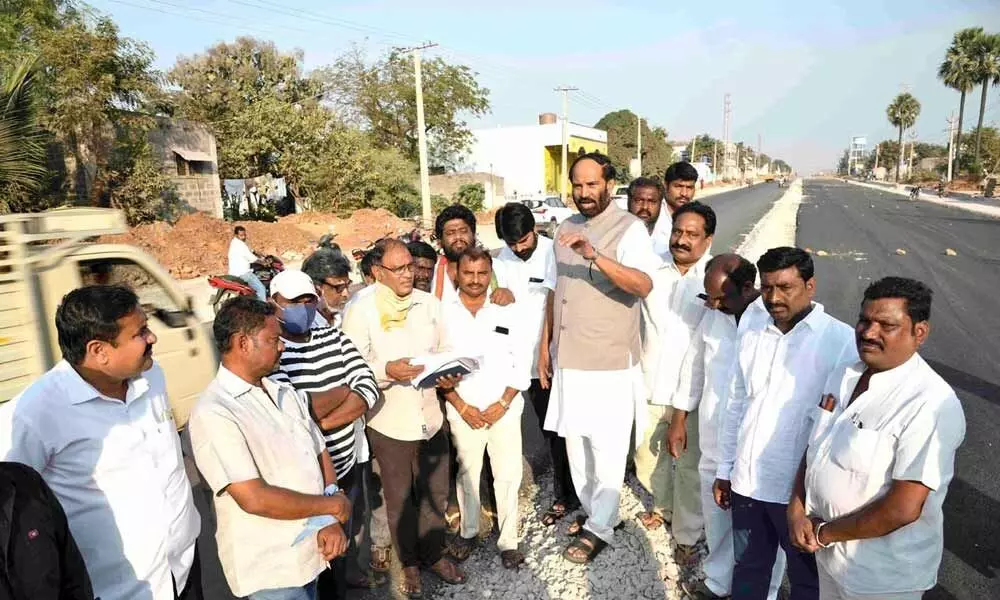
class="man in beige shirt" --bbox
[342,240,466,598]
[188,297,352,600]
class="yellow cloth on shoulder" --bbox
[374,282,413,332]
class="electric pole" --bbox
[874,142,881,173]
[637,115,642,175]
[756,133,761,176]
[690,136,697,164]
[713,141,718,178]
[906,130,917,179]
[397,42,438,228]
[947,113,956,182]
[555,86,578,201]
[723,93,733,180]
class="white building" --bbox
[465,114,608,200]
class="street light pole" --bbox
[636,115,642,175]
[555,86,578,201]
[397,42,438,228]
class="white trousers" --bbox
[448,402,523,552]
[565,430,631,544]
[818,562,921,600]
[699,463,785,599]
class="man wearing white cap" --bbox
[267,270,384,598]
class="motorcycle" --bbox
[909,186,920,201]
[207,254,284,314]
[937,183,948,198]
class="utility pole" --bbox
[690,136,697,164]
[874,142,881,173]
[636,115,642,175]
[947,113,956,182]
[397,42,438,228]
[723,93,733,180]
[555,86,578,201]
[756,133,761,176]
[906,130,917,179]
[713,140,718,177]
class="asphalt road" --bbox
[796,179,1000,600]
[700,181,786,252]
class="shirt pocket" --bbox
[829,425,882,474]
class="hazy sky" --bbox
[92,0,1000,174]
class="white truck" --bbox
[0,208,217,428]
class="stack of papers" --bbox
[410,353,480,389]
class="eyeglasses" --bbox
[321,280,351,294]
[379,262,414,276]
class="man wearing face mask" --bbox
[670,255,784,600]
[633,202,715,564]
[302,250,353,330]
[267,270,384,598]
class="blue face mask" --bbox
[279,303,317,335]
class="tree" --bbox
[772,159,791,174]
[316,47,490,169]
[939,28,981,174]
[886,93,921,181]
[0,58,47,212]
[837,149,849,175]
[594,109,673,181]
[971,32,1000,167]
[168,37,331,196]
[689,133,724,166]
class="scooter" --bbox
[207,255,284,314]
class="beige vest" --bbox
[552,203,642,371]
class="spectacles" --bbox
[379,262,414,276]
[321,280,351,294]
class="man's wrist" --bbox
[814,521,833,548]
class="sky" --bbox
[90,0,1000,174]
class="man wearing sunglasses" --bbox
[302,249,353,330]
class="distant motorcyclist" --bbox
[228,226,267,300]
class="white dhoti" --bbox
[544,361,646,544]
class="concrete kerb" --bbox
[845,179,1000,219]
[734,179,804,262]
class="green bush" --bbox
[453,182,485,212]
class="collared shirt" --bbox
[342,288,449,441]
[228,237,257,276]
[805,354,965,595]
[188,366,327,597]
[311,310,342,330]
[649,205,673,257]
[441,296,533,410]
[644,251,712,405]
[716,303,857,504]
[0,360,200,600]
[431,258,460,304]
[492,234,557,379]
[674,298,769,462]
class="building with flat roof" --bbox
[465,113,608,200]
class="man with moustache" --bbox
[440,248,533,570]
[1,285,202,600]
[491,202,573,525]
[544,152,660,563]
[627,177,670,256]
[633,202,715,564]
[407,240,438,294]
[714,247,856,600]
[645,162,701,253]
[789,278,965,600]
[670,255,785,600]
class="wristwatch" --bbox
[323,483,341,497]
[814,521,833,549]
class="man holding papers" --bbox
[342,240,467,598]
[439,248,533,570]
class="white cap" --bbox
[269,269,317,300]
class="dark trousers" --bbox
[173,546,203,600]
[367,427,450,568]
[526,378,578,507]
[732,492,818,600]
[317,464,365,600]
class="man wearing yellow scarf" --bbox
[342,240,468,599]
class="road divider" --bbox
[735,178,804,263]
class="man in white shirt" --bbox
[431,205,476,304]
[627,176,670,256]
[440,248,533,570]
[789,277,965,600]
[670,255,785,600]
[0,285,202,600]
[492,202,575,526]
[188,296,353,600]
[632,200,715,561]
[228,225,267,300]
[543,153,660,563]
[714,247,856,600]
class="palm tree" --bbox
[0,58,46,208]
[886,92,921,182]
[938,28,981,175]
[972,32,1000,168]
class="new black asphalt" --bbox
[797,179,1000,600]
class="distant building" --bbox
[848,136,867,175]
[147,117,223,218]
[465,113,608,199]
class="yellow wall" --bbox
[543,137,609,195]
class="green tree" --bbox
[939,28,981,173]
[865,140,900,174]
[971,32,1000,166]
[452,182,485,212]
[772,159,792,174]
[317,47,490,169]
[886,93,921,181]
[594,109,673,181]
[0,58,47,212]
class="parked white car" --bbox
[524,196,574,225]
[612,184,630,210]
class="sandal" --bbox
[541,501,576,526]
[563,530,608,564]
[346,570,387,589]
[428,557,466,585]
[445,505,461,535]
[369,545,392,573]
[399,566,423,599]
[446,535,476,562]
[638,510,667,530]
[501,549,525,570]
[566,514,588,536]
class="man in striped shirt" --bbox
[267,270,383,599]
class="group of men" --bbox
[0,153,965,600]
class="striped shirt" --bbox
[270,326,379,478]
